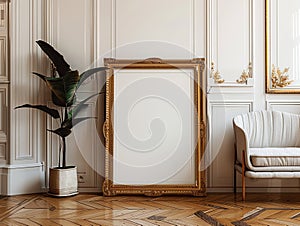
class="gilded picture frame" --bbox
[266,0,300,93]
[102,58,206,196]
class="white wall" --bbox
[46,0,103,192]
[5,0,300,195]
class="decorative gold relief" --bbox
[144,191,163,197]
[236,62,252,84]
[271,65,293,88]
[200,121,206,139]
[102,179,115,196]
[102,120,108,139]
[210,62,224,83]
[265,0,300,93]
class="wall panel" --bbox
[46,0,101,191]
[207,102,253,189]
[0,84,7,163]
[113,0,201,59]
[10,0,46,163]
[208,0,253,86]
[267,101,300,114]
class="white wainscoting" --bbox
[10,0,46,164]
[0,37,7,81]
[6,0,300,194]
[46,0,95,71]
[108,0,206,59]
[46,0,206,192]
[46,98,102,191]
[114,0,195,58]
[0,0,8,82]
[6,0,47,195]
[208,0,253,86]
[207,101,253,190]
[267,101,300,114]
[269,0,300,83]
[45,0,103,192]
[0,84,8,165]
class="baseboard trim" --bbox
[78,188,102,193]
[0,163,45,196]
[207,187,300,193]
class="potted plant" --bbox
[15,40,106,197]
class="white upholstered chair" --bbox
[233,110,300,200]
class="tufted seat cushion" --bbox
[250,147,300,167]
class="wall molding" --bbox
[111,0,116,58]
[207,101,253,188]
[207,0,254,87]
[208,187,300,193]
[112,0,197,58]
[266,100,300,112]
[0,84,8,165]
[93,0,100,65]
[10,0,47,164]
[207,85,254,94]
[45,0,101,190]
[0,37,7,81]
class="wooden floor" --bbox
[1,193,300,225]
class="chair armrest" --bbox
[233,121,251,169]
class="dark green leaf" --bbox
[62,117,96,130]
[51,91,76,107]
[36,40,71,77]
[15,104,60,119]
[33,72,58,82]
[78,67,107,87]
[32,72,47,81]
[33,71,80,107]
[47,127,72,138]
[41,70,80,106]
[51,92,65,107]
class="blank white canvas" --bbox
[113,69,196,185]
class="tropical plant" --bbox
[15,40,106,168]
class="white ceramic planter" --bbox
[48,166,78,197]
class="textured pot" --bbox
[48,166,78,197]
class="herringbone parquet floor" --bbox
[1,193,300,225]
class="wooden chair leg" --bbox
[234,143,237,194]
[234,167,237,194]
[242,150,246,201]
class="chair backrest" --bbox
[233,111,300,148]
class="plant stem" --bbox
[62,137,66,168]
[64,107,68,121]
[62,106,68,168]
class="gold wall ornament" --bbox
[236,62,252,84]
[236,70,249,84]
[265,0,300,93]
[103,58,207,197]
[271,64,293,88]
[210,62,224,83]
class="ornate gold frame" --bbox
[102,58,206,196]
[265,0,297,93]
